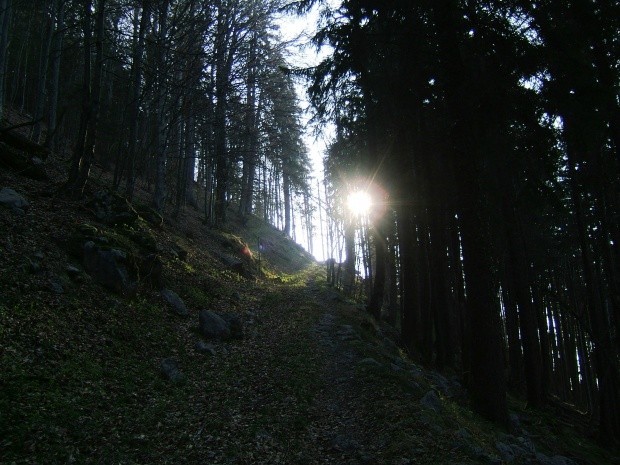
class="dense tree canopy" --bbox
[298,0,620,445]
[0,0,312,231]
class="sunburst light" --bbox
[347,190,372,216]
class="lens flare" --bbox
[347,190,372,216]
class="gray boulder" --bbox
[140,254,164,289]
[88,190,138,225]
[0,187,29,213]
[161,289,188,316]
[199,310,231,340]
[420,390,442,413]
[83,241,136,295]
[160,357,184,383]
[221,313,244,339]
[535,454,578,465]
[358,357,382,368]
[194,340,216,356]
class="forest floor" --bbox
[1,162,619,464]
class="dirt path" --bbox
[282,277,433,465]
[302,309,376,464]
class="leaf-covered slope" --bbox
[0,166,617,464]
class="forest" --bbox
[1,0,619,456]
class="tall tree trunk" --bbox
[184,110,198,208]
[31,3,54,143]
[240,34,258,216]
[125,0,149,201]
[504,203,544,407]
[565,114,620,444]
[44,0,65,151]
[343,216,356,296]
[398,190,421,353]
[282,165,291,236]
[0,0,11,121]
[67,0,105,198]
[368,215,387,321]
[533,282,552,399]
[152,0,170,213]
[502,283,524,389]
[457,177,508,424]
[429,194,453,368]
[386,212,399,326]
[67,0,93,192]
[435,0,508,425]
[213,1,236,226]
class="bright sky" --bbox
[276,4,336,261]
[276,4,334,180]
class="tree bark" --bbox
[152,0,170,213]
[368,215,387,321]
[44,0,65,152]
[125,0,149,201]
[0,0,11,121]
[67,0,105,198]
[30,3,54,144]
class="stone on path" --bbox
[199,309,231,340]
[83,241,136,295]
[0,187,29,214]
[420,390,442,413]
[194,340,216,356]
[161,289,189,316]
[221,313,244,339]
[160,357,184,383]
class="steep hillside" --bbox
[1,166,618,464]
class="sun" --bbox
[347,190,372,216]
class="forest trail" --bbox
[219,270,474,465]
[2,171,615,464]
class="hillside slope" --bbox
[1,166,618,465]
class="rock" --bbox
[382,336,400,354]
[83,241,136,295]
[509,413,521,432]
[515,436,535,455]
[535,454,578,465]
[0,187,29,213]
[172,243,188,261]
[161,289,188,316]
[495,442,517,463]
[28,258,42,274]
[495,439,534,464]
[358,357,382,368]
[46,280,64,294]
[65,264,82,279]
[194,340,216,356]
[218,252,245,275]
[220,313,244,339]
[87,190,138,226]
[199,309,231,340]
[140,254,164,289]
[420,390,442,413]
[330,434,359,452]
[123,226,158,252]
[160,357,184,383]
[427,371,451,394]
[135,204,164,228]
[0,140,49,180]
[390,363,403,372]
[337,324,360,341]
[409,364,425,381]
